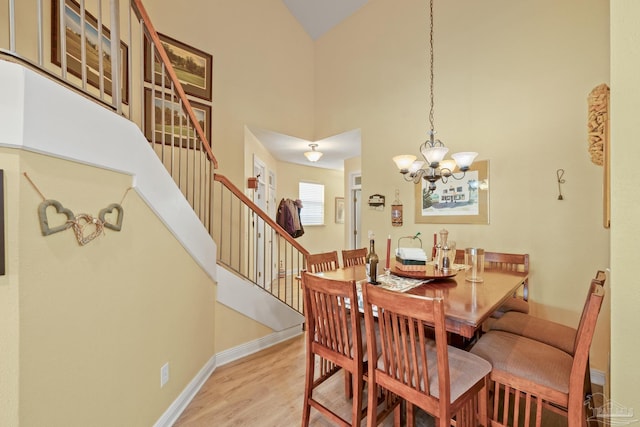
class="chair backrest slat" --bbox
[342,248,368,267]
[306,251,340,273]
[362,283,447,402]
[302,271,360,362]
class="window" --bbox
[299,182,324,225]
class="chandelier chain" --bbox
[429,0,435,133]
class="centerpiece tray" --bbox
[391,264,458,280]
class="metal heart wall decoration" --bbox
[71,214,105,246]
[99,203,124,231]
[38,199,75,236]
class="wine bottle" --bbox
[367,238,379,284]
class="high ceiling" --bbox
[282,0,369,40]
[252,0,369,170]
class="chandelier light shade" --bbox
[304,143,323,162]
[393,0,478,195]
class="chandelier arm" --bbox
[449,171,467,181]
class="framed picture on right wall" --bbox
[414,160,490,225]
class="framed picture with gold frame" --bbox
[414,160,489,225]
[143,33,213,101]
[143,88,211,150]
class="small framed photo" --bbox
[144,33,213,101]
[335,197,345,224]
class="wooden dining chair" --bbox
[455,250,530,316]
[490,270,606,355]
[300,271,397,426]
[305,250,340,273]
[342,247,368,267]
[485,252,530,315]
[361,282,492,427]
[470,276,606,427]
[489,270,606,401]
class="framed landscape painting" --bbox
[144,88,211,149]
[144,33,213,101]
[414,160,490,225]
[51,0,129,103]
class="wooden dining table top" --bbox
[311,264,528,339]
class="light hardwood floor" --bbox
[173,334,403,427]
[174,334,600,426]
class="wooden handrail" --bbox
[131,0,218,169]
[214,174,310,257]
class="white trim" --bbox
[216,324,302,366]
[153,327,303,427]
[0,61,217,282]
[591,368,606,386]
[152,354,217,427]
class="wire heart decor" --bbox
[26,173,129,247]
[37,199,124,246]
[71,214,105,246]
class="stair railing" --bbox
[212,174,308,313]
[1,0,308,313]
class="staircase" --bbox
[1,0,309,317]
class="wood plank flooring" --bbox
[173,334,600,426]
[174,334,370,426]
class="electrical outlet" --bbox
[160,362,169,387]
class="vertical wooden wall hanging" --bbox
[587,83,610,228]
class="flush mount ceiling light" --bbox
[392,0,478,196]
[304,143,323,162]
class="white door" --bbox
[349,173,362,249]
[253,156,267,286]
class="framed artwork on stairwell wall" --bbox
[143,33,213,102]
[51,0,129,104]
[143,88,211,150]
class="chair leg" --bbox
[345,371,353,398]
[366,377,378,427]
[301,351,315,427]
[351,371,364,426]
[478,377,489,427]
[406,402,415,427]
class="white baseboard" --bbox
[153,354,217,427]
[216,324,303,366]
[591,368,605,386]
[153,325,303,426]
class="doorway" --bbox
[349,172,362,249]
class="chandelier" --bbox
[393,0,478,195]
[304,143,323,162]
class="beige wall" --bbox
[315,0,611,372]
[0,152,20,427]
[141,0,317,355]
[2,149,216,426]
[610,0,640,415]
[143,0,316,186]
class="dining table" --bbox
[310,262,528,340]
